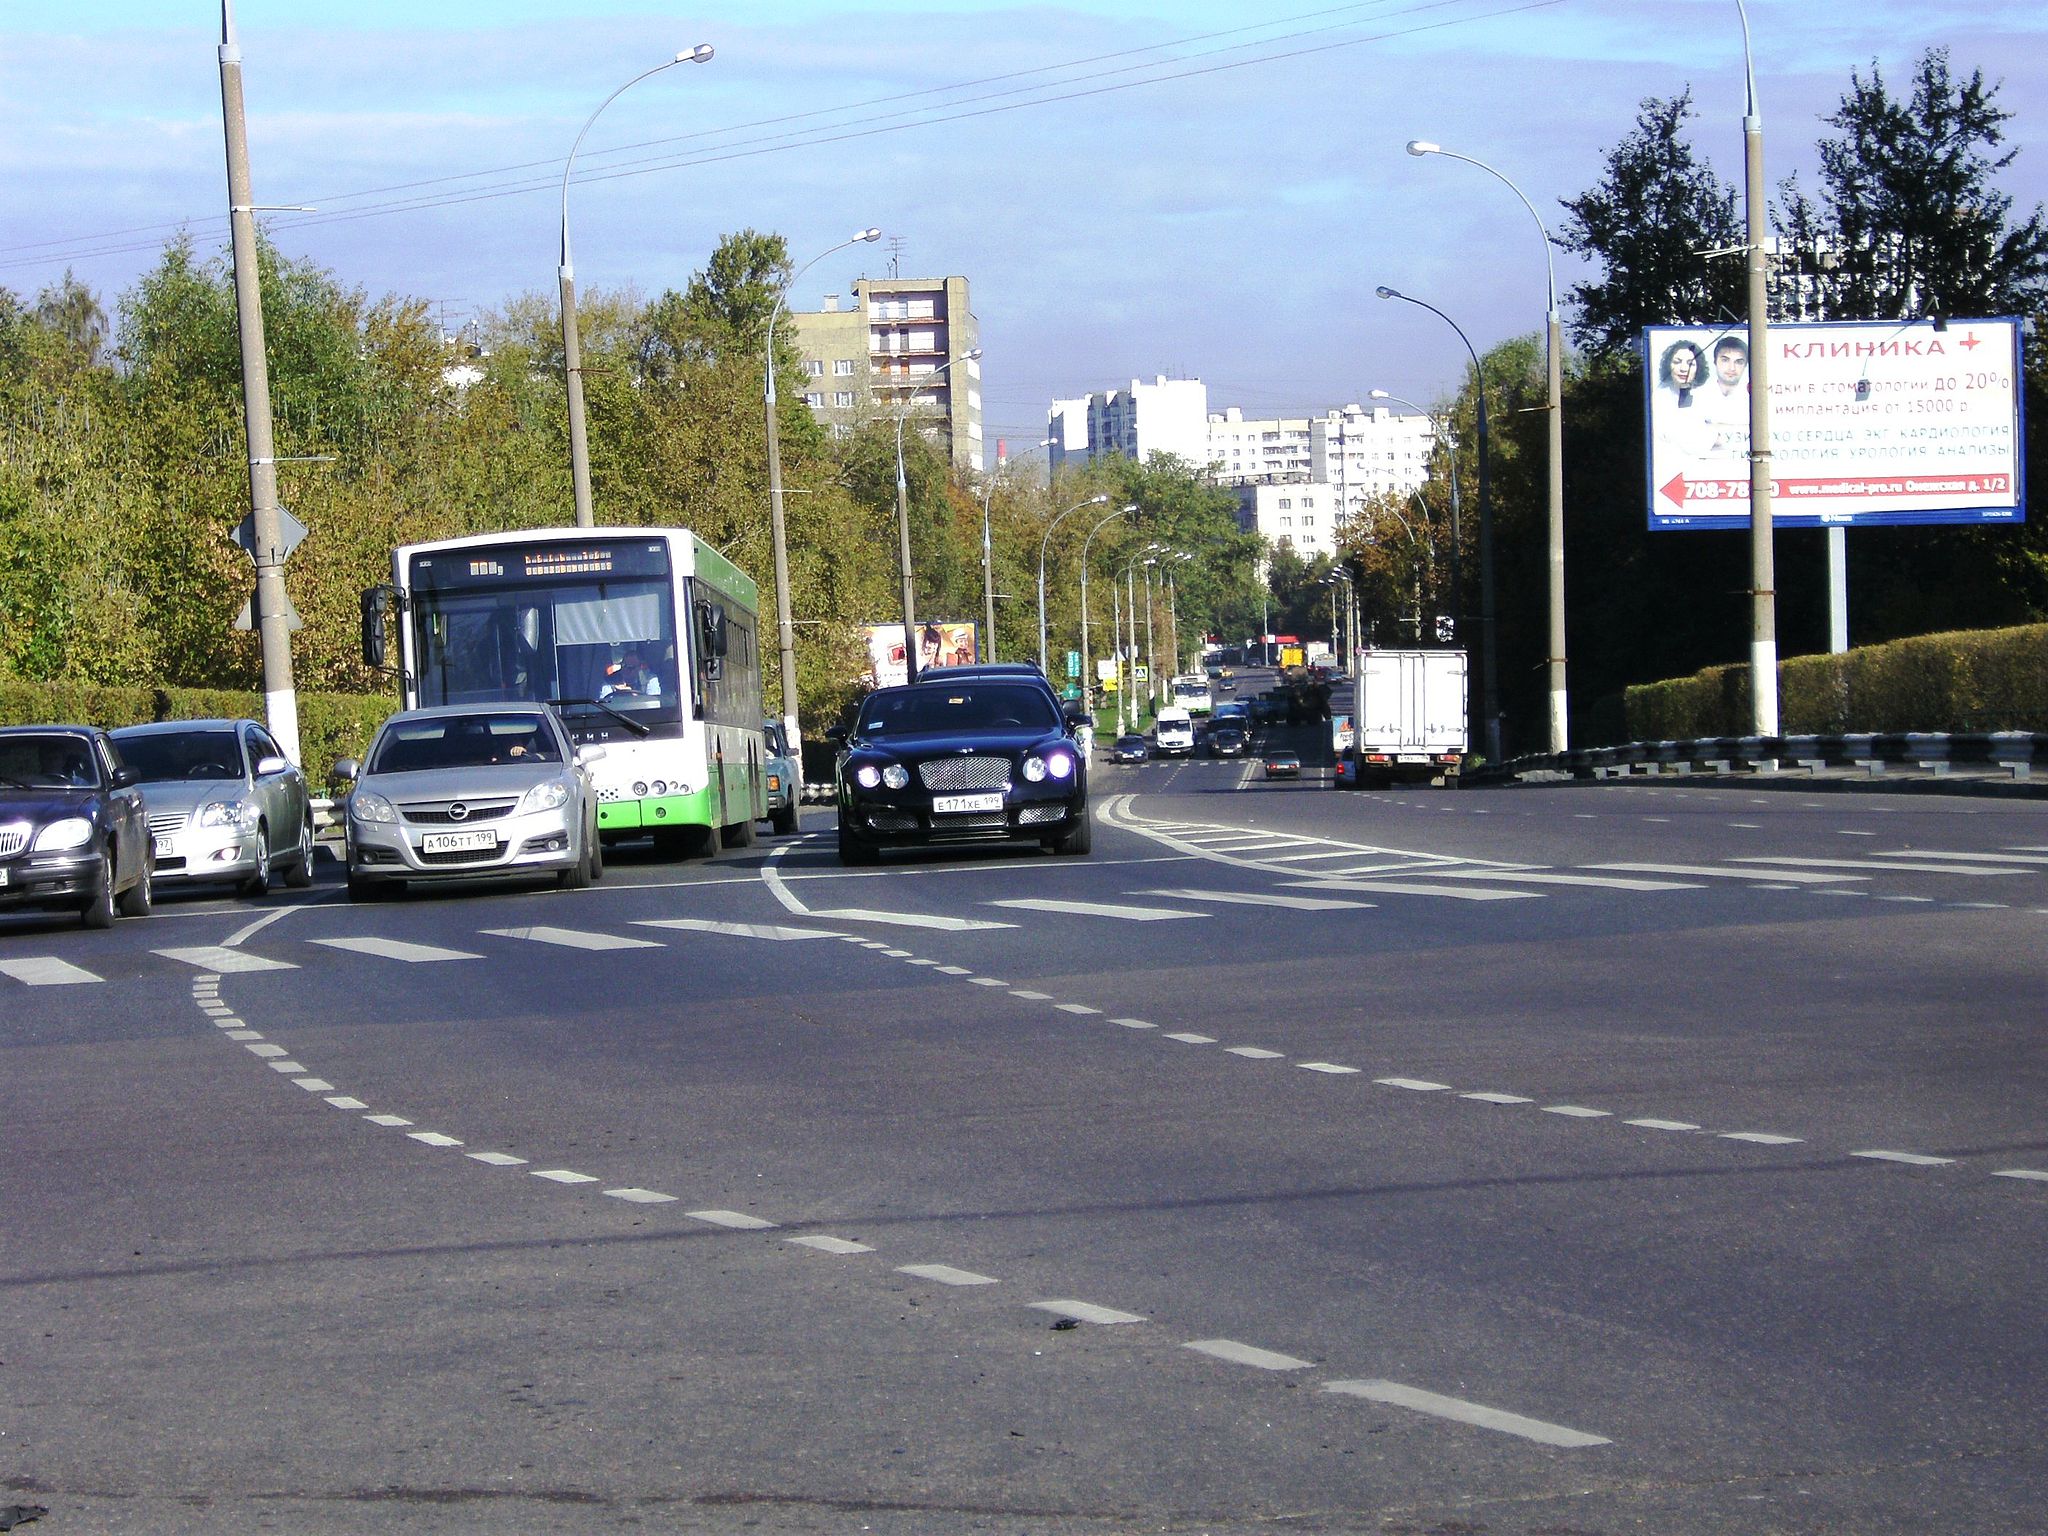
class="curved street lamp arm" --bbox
[561,47,711,275]
[766,227,881,406]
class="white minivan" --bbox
[1153,708,1196,757]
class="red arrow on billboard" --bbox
[1660,472,1750,506]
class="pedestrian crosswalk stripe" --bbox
[1285,879,1537,902]
[481,926,663,951]
[155,945,298,973]
[986,897,1206,922]
[311,936,482,963]
[635,919,845,941]
[0,957,102,986]
[810,907,1015,931]
[1138,888,1374,912]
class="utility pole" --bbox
[218,1,300,764]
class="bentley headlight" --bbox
[854,765,882,789]
[1022,755,1048,783]
[34,817,93,852]
[350,790,398,824]
[881,763,911,790]
[517,780,570,815]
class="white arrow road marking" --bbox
[1324,1380,1611,1448]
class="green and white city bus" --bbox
[362,527,765,856]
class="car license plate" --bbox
[154,836,174,859]
[1397,754,1427,764]
[0,867,9,886]
[932,792,1003,814]
[421,828,498,854]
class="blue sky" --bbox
[4,2,2045,448]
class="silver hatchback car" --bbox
[336,705,603,900]
[110,718,314,895]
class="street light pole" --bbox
[765,226,881,753]
[217,0,299,764]
[1037,492,1110,676]
[560,45,713,528]
[894,346,982,683]
[1370,388,1462,641]
[1407,139,1566,754]
[1079,505,1131,724]
[981,437,1053,666]
[1736,0,1779,738]
[1375,287,1499,760]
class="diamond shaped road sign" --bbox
[230,505,309,565]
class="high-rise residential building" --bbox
[1309,405,1437,523]
[787,275,983,472]
[1046,376,1210,476]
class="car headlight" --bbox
[34,817,93,852]
[1023,750,1075,783]
[350,790,397,824]
[517,780,570,815]
[854,764,882,789]
[881,763,910,790]
[197,799,257,829]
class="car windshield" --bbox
[857,684,1059,737]
[0,734,102,789]
[370,713,562,773]
[113,728,244,782]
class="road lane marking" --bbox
[0,957,103,985]
[482,926,663,951]
[1588,862,1863,884]
[1416,868,1703,891]
[897,1263,997,1286]
[1461,1092,1535,1104]
[246,1043,288,1057]
[1542,1105,1611,1118]
[1165,1032,1216,1044]
[1376,1077,1452,1092]
[532,1169,601,1184]
[1727,856,2021,877]
[293,1078,334,1092]
[1138,888,1375,911]
[1721,1132,1803,1145]
[408,1132,464,1147]
[267,1060,308,1073]
[1324,1380,1611,1448]
[788,1235,874,1254]
[810,907,1015,931]
[1992,1169,2048,1183]
[1113,1018,1157,1029]
[311,937,481,963]
[1625,1118,1701,1132]
[987,897,1207,921]
[635,919,846,941]
[1183,1339,1314,1371]
[1873,849,2048,865]
[324,1096,368,1110]
[155,945,297,973]
[1226,1046,1284,1059]
[467,1152,528,1167]
[1056,1003,1102,1015]
[1300,1062,1360,1075]
[1030,1299,1146,1325]
[688,1209,777,1228]
[1852,1150,1955,1166]
[605,1188,676,1204]
[365,1114,413,1127]
[1285,880,1536,902]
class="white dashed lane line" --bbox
[1324,1380,1612,1449]
[1184,1339,1315,1371]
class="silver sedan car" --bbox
[110,718,314,895]
[336,705,603,900]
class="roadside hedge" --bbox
[0,681,396,785]
[1625,623,2048,740]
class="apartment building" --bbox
[787,275,983,473]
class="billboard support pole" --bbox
[1827,526,1848,652]
[1738,0,1779,738]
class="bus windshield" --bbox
[407,543,681,727]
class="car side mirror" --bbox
[330,758,360,784]
[575,744,608,767]
[823,725,848,746]
[254,754,289,777]
[112,765,141,789]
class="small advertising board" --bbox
[861,620,979,690]
[1643,318,2024,530]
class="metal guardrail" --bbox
[1476,731,2047,785]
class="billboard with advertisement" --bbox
[1643,318,2024,530]
[860,620,980,689]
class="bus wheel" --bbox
[724,815,755,850]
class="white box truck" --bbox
[1332,649,1467,788]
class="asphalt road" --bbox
[5,749,2045,1534]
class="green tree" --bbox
[1558,91,1746,356]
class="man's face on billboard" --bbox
[1715,344,1746,386]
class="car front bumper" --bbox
[839,785,1086,847]
[0,850,99,908]
[148,820,261,883]
[347,806,580,882]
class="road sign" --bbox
[230,505,310,563]
[1133,665,1149,682]
[1066,650,1080,679]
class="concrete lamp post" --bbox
[1078,505,1134,723]
[560,44,713,528]
[765,226,882,756]
[893,346,982,683]
[1037,493,1110,676]
[1405,137,1566,754]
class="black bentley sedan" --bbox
[0,725,153,928]
[833,677,1091,864]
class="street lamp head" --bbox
[1374,285,1400,301]
[1120,503,1138,513]
[1088,493,1109,505]
[1368,388,1390,400]
[681,43,715,63]
[1405,139,1440,156]
[855,226,882,242]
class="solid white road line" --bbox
[1138,888,1375,911]
[1323,1380,1611,1448]
[155,945,297,973]
[0,957,102,985]
[897,1263,998,1286]
[1992,1169,2048,1183]
[1589,862,1863,884]
[986,897,1207,921]
[1183,1339,1314,1371]
[482,926,662,951]
[634,919,846,941]
[311,937,480,963]
[809,907,1015,931]
[1030,1299,1146,1325]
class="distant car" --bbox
[110,718,313,895]
[1208,726,1248,758]
[762,719,800,836]
[1262,750,1302,780]
[832,677,1090,863]
[1110,734,1151,763]
[336,704,604,900]
[0,725,153,928]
